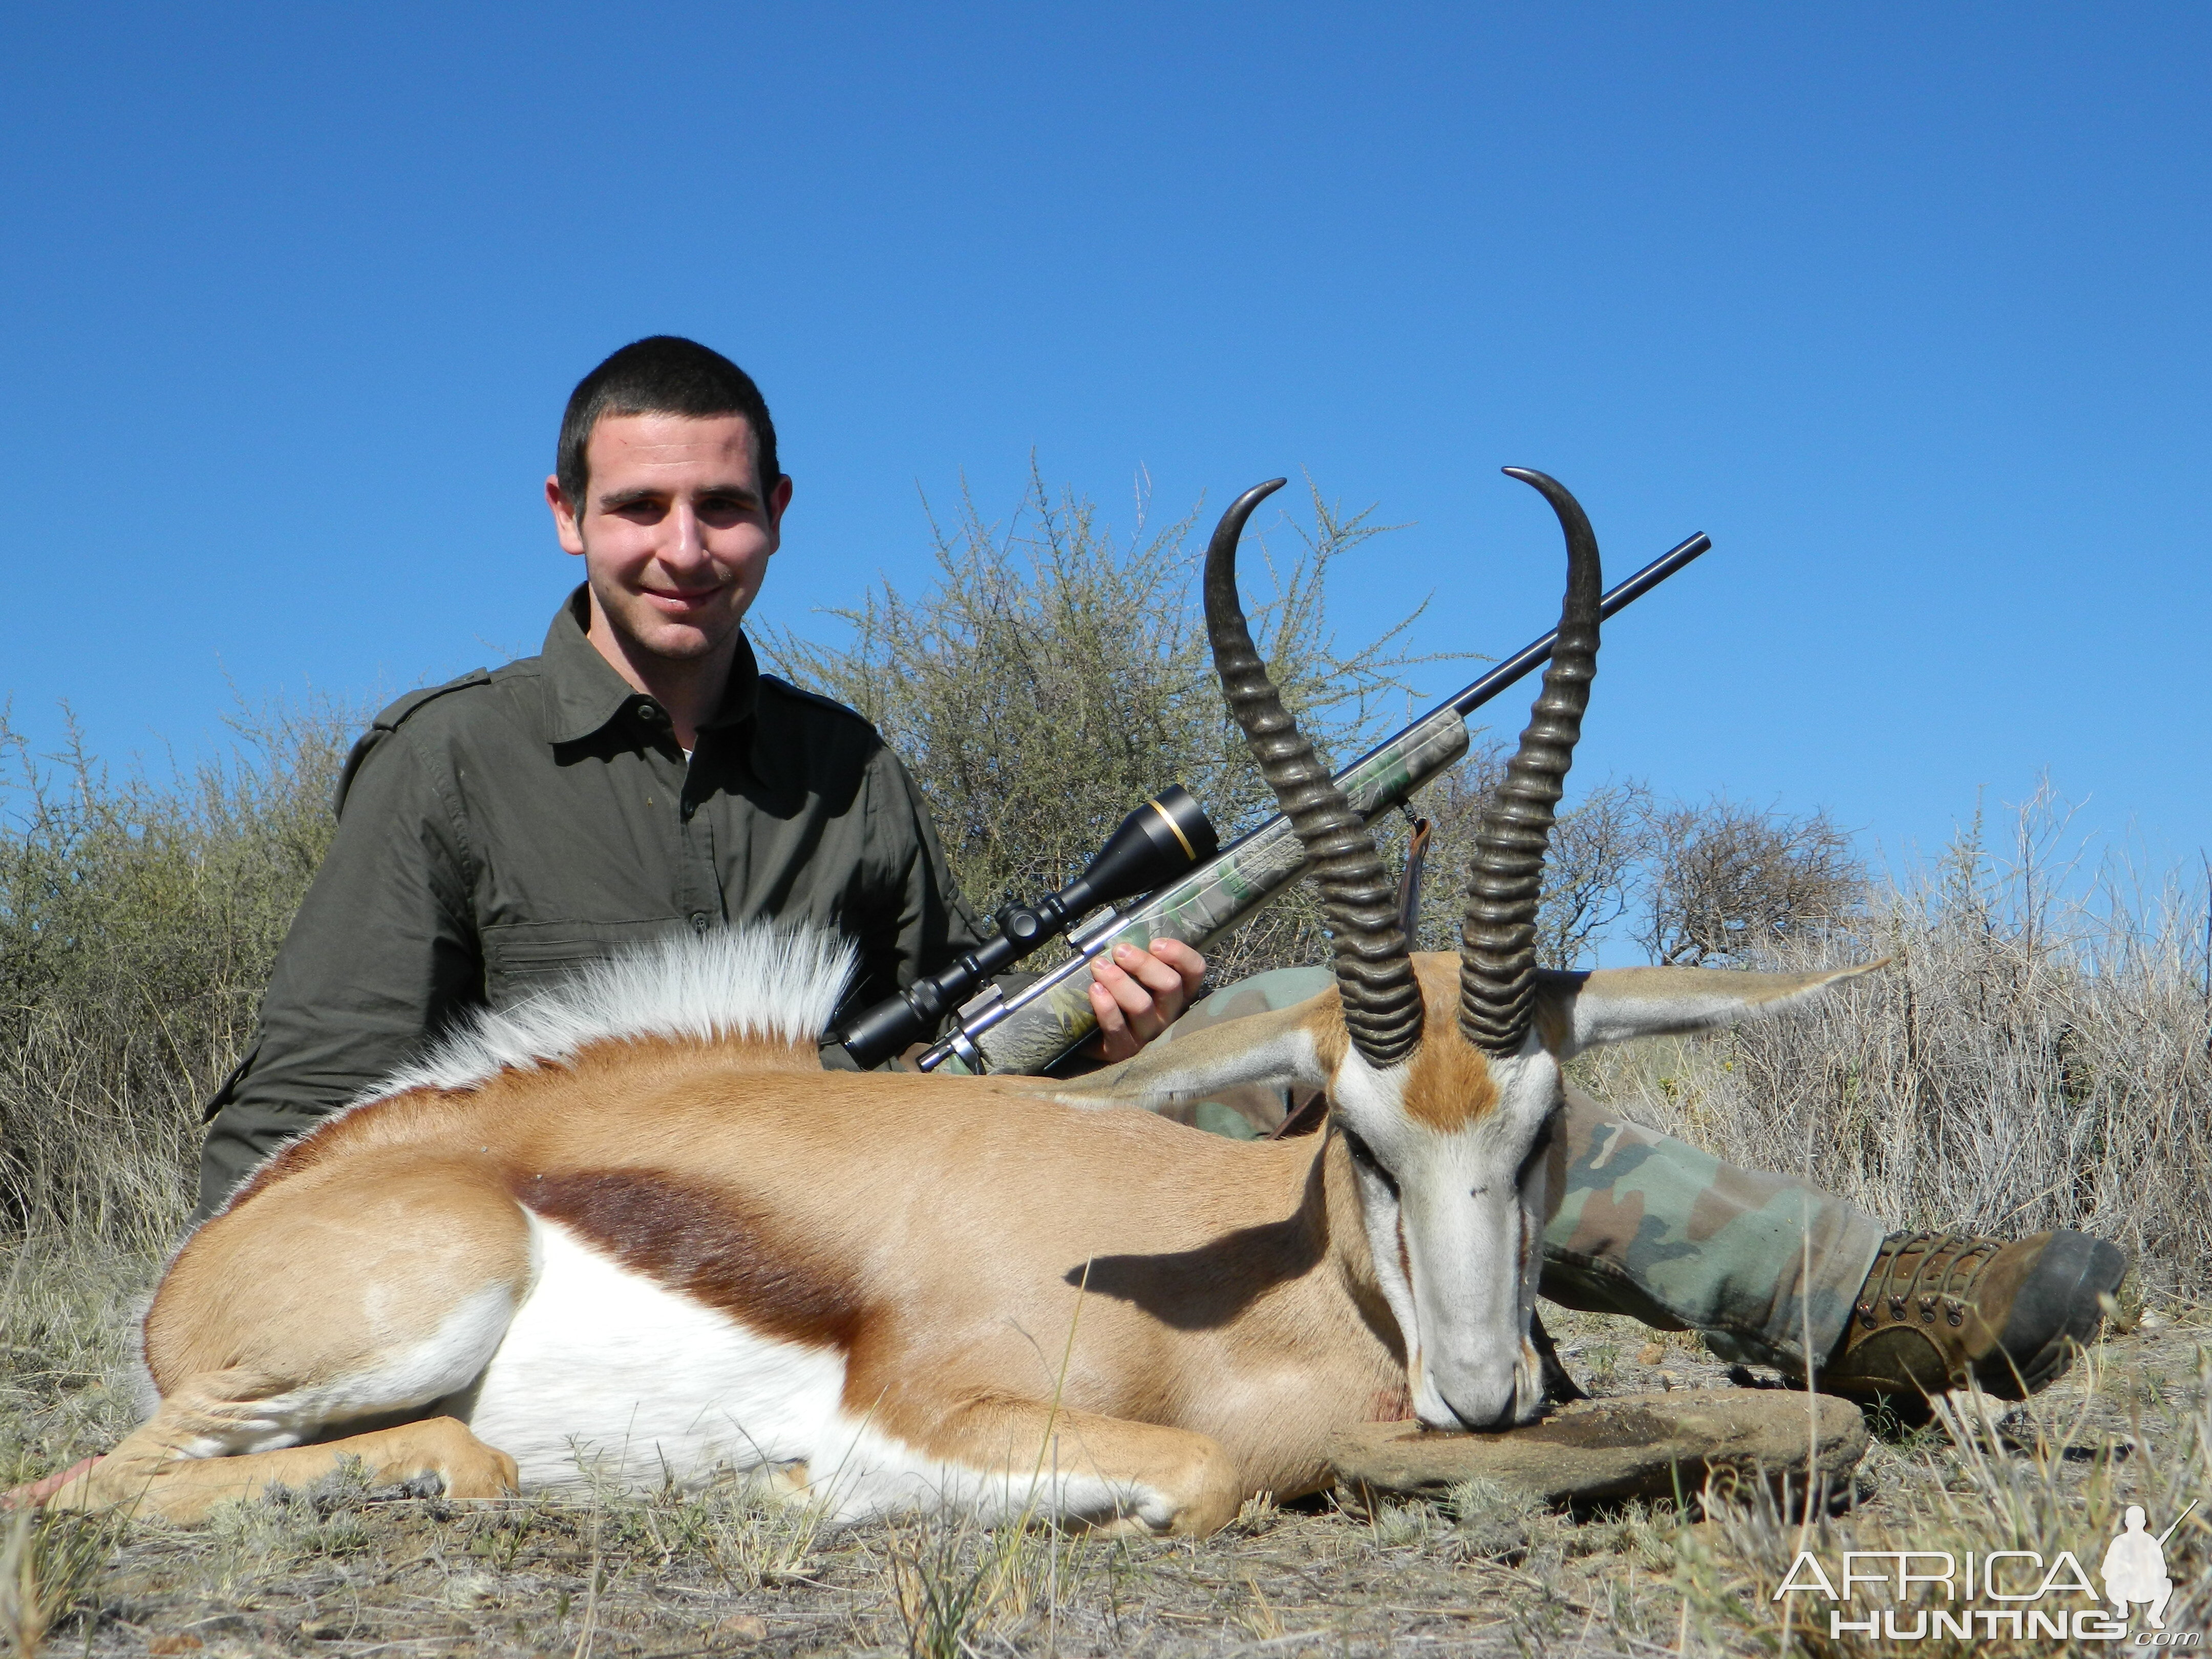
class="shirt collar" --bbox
[541,586,761,744]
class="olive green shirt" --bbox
[196,589,986,1214]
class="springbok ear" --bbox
[1532,962,1885,1058]
[1048,1002,1334,1112]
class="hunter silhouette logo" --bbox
[2102,1501,2194,1631]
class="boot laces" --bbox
[1857,1231,2003,1331]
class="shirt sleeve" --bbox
[194,725,480,1218]
[824,742,988,1026]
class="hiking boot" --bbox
[1817,1228,2130,1406]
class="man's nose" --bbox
[663,504,711,567]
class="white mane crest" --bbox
[366,926,858,1100]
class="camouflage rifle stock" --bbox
[917,530,1712,1077]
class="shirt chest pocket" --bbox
[480,918,696,1010]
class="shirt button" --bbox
[689,911,711,934]
[637,700,666,725]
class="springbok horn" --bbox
[1459,468,1602,1056]
[1204,478,1424,1068]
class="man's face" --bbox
[547,412,792,666]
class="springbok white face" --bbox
[1326,1030,1558,1430]
[1199,466,1611,1433]
[1301,956,1879,1430]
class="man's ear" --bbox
[1533,962,1885,1058]
[547,475,586,556]
[767,473,793,535]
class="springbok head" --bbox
[1203,471,1866,1431]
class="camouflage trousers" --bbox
[1151,968,1888,1372]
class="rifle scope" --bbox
[828,785,1220,1071]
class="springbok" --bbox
[43,471,1872,1532]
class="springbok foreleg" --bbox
[46,1368,518,1523]
[839,1393,1242,1537]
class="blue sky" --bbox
[4,3,2206,879]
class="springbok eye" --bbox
[1514,1104,1563,1188]
[1339,1125,1400,1199]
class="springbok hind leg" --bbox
[45,1368,518,1524]
[868,1396,1243,1537]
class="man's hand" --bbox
[1084,939,1207,1064]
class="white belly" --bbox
[467,1215,846,1492]
[463,1214,1163,1527]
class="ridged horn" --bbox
[1459,468,1602,1055]
[1204,478,1424,1068]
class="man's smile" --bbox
[641,584,724,609]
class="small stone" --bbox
[1329,1388,1869,1512]
[1659,1370,1679,1390]
[714,1612,769,1644]
[299,1619,347,1642]
[1636,1343,1666,1366]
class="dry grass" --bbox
[1,1302,2202,1656]
[1576,790,2212,1293]
[1,697,351,1244]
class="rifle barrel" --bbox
[1443,530,1712,719]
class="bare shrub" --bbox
[1636,795,1863,966]
[1407,738,1660,967]
[1403,737,1861,974]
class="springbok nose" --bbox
[1433,1377,1520,1434]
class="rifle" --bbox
[916,528,1714,1076]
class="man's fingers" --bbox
[1150,938,1206,987]
[1147,940,1206,1013]
[1094,949,1162,1023]
[1112,943,1185,999]
[1086,977,1137,1063]
[1085,940,1209,1061]
[1088,977,1131,1034]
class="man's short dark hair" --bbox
[556,336,781,507]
